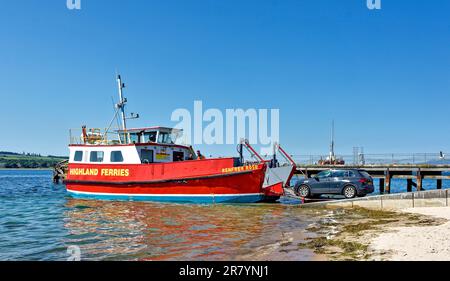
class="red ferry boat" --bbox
[63,76,296,203]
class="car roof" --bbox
[330,168,361,171]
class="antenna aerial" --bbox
[116,75,127,131]
[330,120,335,161]
[115,74,139,144]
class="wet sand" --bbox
[234,226,328,261]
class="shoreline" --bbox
[0,168,53,171]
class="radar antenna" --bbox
[116,75,139,144]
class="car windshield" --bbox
[316,170,331,178]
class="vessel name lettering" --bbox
[101,169,130,177]
[69,168,98,176]
[69,168,130,177]
[221,165,259,173]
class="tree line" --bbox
[0,152,68,169]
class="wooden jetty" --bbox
[299,189,450,210]
[295,165,450,194]
[53,160,68,183]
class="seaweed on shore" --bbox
[301,207,443,260]
[298,237,368,259]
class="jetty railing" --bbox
[290,153,448,166]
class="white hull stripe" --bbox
[67,189,264,197]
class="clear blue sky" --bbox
[0,0,449,157]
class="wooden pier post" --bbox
[437,179,442,190]
[304,169,310,179]
[379,178,385,194]
[407,179,413,192]
[416,169,423,191]
[385,169,391,194]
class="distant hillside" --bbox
[426,159,450,165]
[0,151,21,156]
[0,152,68,169]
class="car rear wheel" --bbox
[296,185,311,198]
[343,185,357,199]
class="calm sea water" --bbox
[0,170,448,261]
[0,170,319,261]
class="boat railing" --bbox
[276,144,297,167]
[69,127,121,145]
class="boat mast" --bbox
[116,75,129,144]
[330,120,335,162]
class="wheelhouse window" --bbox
[90,151,104,162]
[144,132,157,143]
[119,133,128,144]
[111,151,124,162]
[157,132,173,144]
[173,151,184,162]
[130,133,139,144]
[73,151,83,162]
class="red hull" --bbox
[64,158,276,203]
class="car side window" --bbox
[348,171,356,177]
[317,170,331,178]
[332,170,346,178]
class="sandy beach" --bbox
[296,206,450,261]
[370,207,450,261]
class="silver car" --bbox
[294,169,374,199]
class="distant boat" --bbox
[318,121,345,165]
